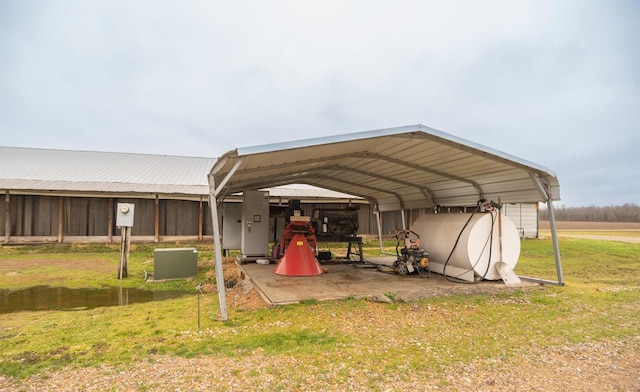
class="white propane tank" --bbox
[411,212,521,282]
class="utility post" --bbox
[116,203,135,279]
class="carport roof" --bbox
[209,124,560,211]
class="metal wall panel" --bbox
[503,203,539,239]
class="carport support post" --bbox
[207,158,242,322]
[524,173,565,286]
[547,198,565,285]
[208,191,228,322]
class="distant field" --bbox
[539,221,640,230]
[538,221,640,243]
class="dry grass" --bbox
[538,221,640,243]
[539,220,640,230]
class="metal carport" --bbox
[208,124,564,320]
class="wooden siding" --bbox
[10,195,59,236]
[160,199,199,236]
[2,193,537,243]
[64,197,110,236]
[2,194,212,242]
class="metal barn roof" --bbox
[0,147,358,200]
[209,124,560,211]
[0,146,214,196]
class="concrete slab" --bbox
[238,257,523,305]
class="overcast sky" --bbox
[1,0,638,207]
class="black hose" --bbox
[443,201,497,284]
[460,211,497,281]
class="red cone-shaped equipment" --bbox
[273,233,324,276]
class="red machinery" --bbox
[273,220,324,276]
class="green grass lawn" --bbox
[1,237,639,380]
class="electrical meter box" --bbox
[241,190,270,258]
[116,203,135,227]
[153,248,198,280]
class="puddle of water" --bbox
[0,286,189,314]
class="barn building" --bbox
[0,146,540,245]
[0,147,375,244]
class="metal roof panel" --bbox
[210,124,560,211]
[0,147,214,188]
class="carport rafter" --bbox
[219,152,357,176]
[321,164,437,207]
[226,171,402,209]
[219,174,379,209]
[391,130,557,181]
[296,173,406,209]
[219,150,482,201]
[350,151,485,201]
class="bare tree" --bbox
[539,203,640,222]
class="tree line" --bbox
[539,203,640,222]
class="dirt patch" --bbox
[0,256,116,275]
[393,281,542,303]
[225,282,269,311]
[199,258,269,311]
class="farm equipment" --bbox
[273,219,324,276]
[393,229,430,278]
[312,206,359,238]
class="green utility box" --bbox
[153,248,198,280]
